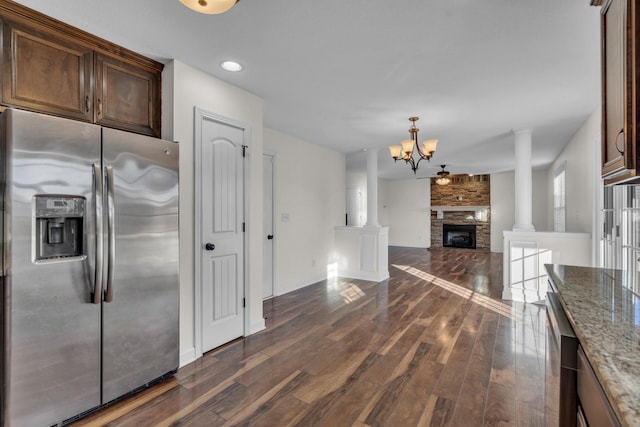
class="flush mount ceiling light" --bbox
[435,165,451,185]
[221,60,242,72]
[388,117,438,174]
[179,0,239,14]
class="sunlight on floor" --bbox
[340,283,366,303]
[391,264,520,321]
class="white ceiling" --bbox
[14,0,601,180]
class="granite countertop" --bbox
[545,264,640,427]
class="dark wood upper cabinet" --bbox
[0,1,162,137]
[95,54,160,137]
[1,21,93,122]
[596,0,639,184]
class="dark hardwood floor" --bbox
[71,247,556,426]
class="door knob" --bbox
[205,243,215,251]
[267,235,274,240]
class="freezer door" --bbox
[101,127,179,403]
[2,109,101,426]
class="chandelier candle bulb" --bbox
[423,139,438,155]
[401,139,414,156]
[389,145,402,159]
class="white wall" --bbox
[532,171,549,231]
[384,178,431,248]
[490,170,549,252]
[162,60,264,365]
[547,108,601,234]
[264,128,345,295]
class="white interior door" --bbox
[346,187,364,226]
[200,115,245,352]
[263,154,274,299]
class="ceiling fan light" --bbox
[435,176,451,185]
[179,0,238,14]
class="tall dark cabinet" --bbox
[594,0,639,184]
[0,1,162,137]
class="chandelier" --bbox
[179,0,239,14]
[388,116,438,174]
[435,165,451,185]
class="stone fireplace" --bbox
[430,175,491,251]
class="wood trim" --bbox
[593,0,614,7]
[0,0,163,73]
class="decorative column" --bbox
[513,129,535,232]
[365,148,380,228]
[334,147,388,282]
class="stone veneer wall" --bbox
[431,175,491,250]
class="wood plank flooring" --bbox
[70,247,556,426]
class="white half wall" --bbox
[384,178,431,248]
[264,128,345,296]
[162,60,265,366]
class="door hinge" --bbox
[243,298,246,308]
[242,222,245,232]
[242,145,248,158]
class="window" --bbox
[553,163,566,232]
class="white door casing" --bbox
[195,109,246,353]
[263,153,274,299]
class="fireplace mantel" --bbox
[431,205,489,214]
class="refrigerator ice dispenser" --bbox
[34,195,85,261]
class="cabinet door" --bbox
[601,0,633,180]
[1,20,93,122]
[95,53,161,137]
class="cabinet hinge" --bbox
[242,145,248,158]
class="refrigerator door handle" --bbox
[104,165,115,303]
[92,163,103,304]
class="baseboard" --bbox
[249,318,266,334]
[274,274,329,297]
[179,347,197,368]
[339,269,390,282]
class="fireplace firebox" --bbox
[443,224,476,249]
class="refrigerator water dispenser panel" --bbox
[34,195,85,261]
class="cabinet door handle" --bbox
[97,98,103,117]
[85,96,90,113]
[615,128,625,155]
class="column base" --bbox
[512,224,535,232]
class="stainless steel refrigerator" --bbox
[0,109,179,426]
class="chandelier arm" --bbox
[417,150,432,161]
[413,124,433,161]
[406,156,418,174]
[413,156,426,173]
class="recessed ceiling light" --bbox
[221,60,242,72]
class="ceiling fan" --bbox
[416,164,453,184]
[435,165,451,185]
